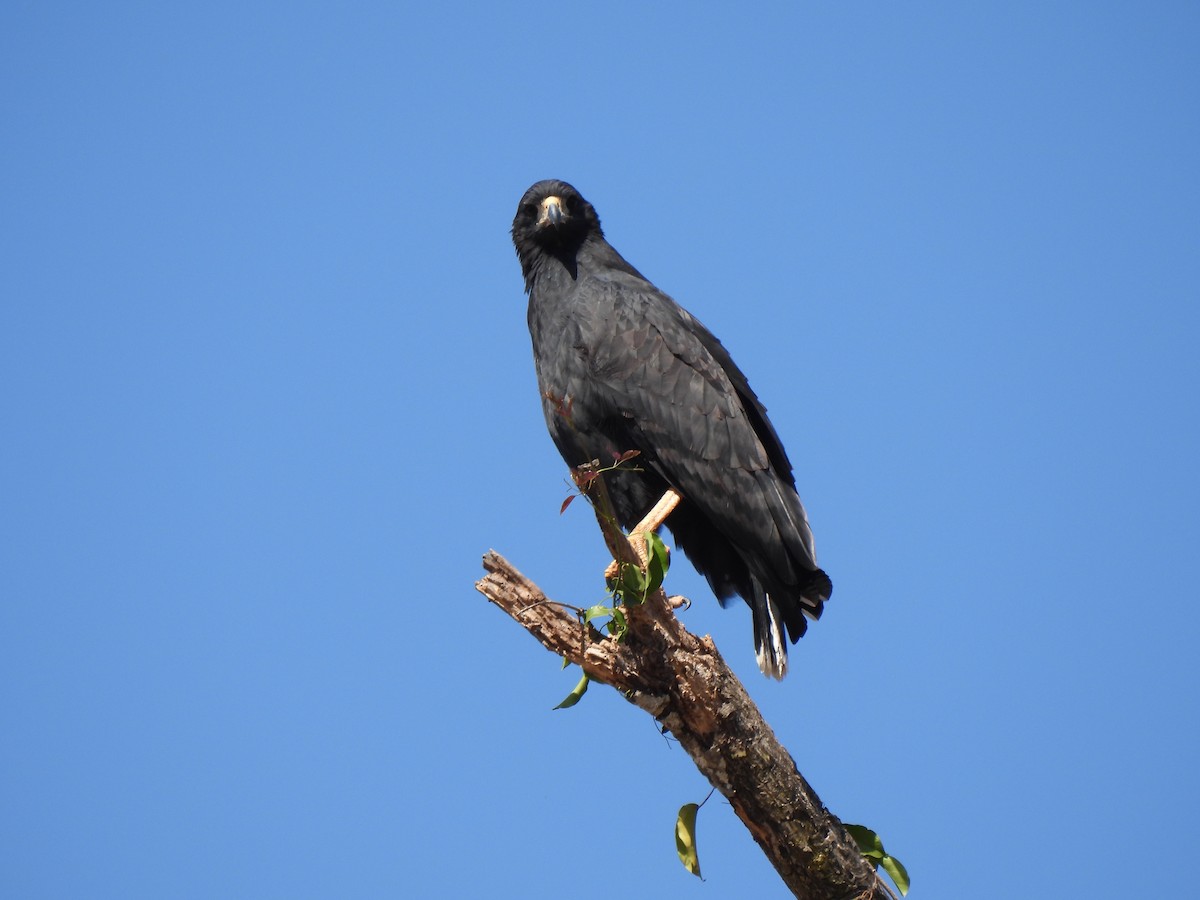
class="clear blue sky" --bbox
[3,3,1197,898]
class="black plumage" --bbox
[512,179,831,679]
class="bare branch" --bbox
[475,548,889,900]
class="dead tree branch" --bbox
[475,517,889,899]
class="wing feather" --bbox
[580,279,821,602]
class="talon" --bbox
[604,532,650,582]
[599,488,682,587]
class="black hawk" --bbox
[512,179,831,679]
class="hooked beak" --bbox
[538,195,567,227]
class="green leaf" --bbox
[608,607,628,640]
[553,673,589,709]
[561,656,570,670]
[880,855,910,896]
[618,562,648,599]
[845,823,909,895]
[844,823,884,859]
[583,604,611,624]
[644,532,670,592]
[675,803,702,878]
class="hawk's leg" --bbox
[630,487,683,540]
[604,488,683,598]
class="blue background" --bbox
[3,3,1197,897]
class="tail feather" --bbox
[760,475,832,645]
[751,582,789,680]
